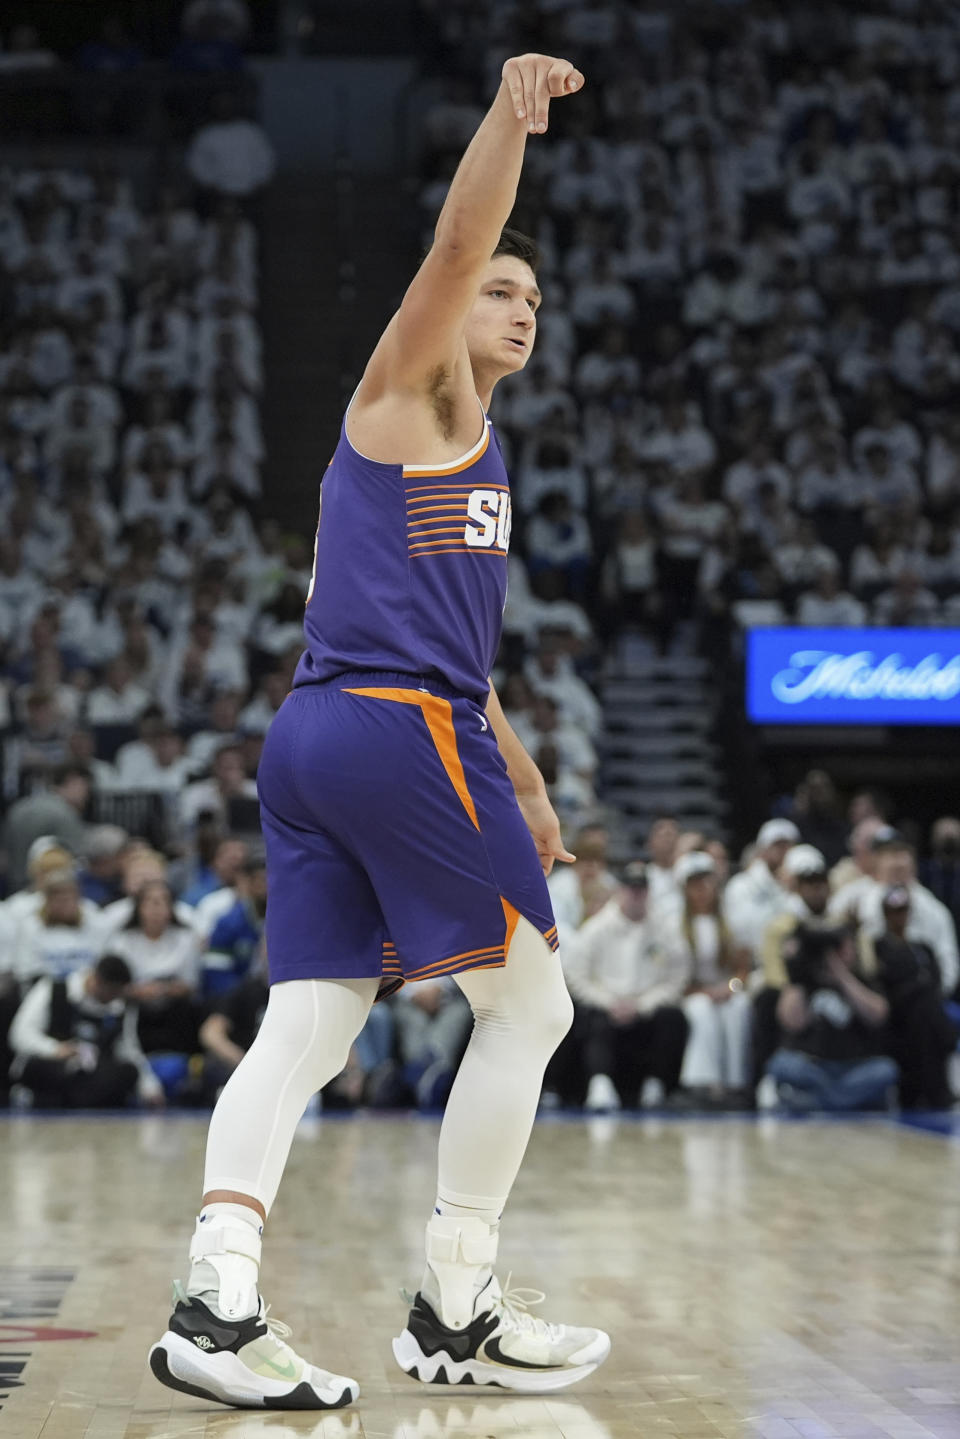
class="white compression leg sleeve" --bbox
[437,914,574,1217]
[202,976,379,1214]
[422,916,573,1326]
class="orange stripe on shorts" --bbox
[341,687,480,830]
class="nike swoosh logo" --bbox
[479,715,488,731]
[481,1336,565,1370]
[261,1355,297,1379]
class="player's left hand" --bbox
[516,789,576,876]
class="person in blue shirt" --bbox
[201,855,265,997]
[180,835,248,909]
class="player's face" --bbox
[465,256,540,380]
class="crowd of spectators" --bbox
[416,0,960,662]
[3,773,957,1116]
[546,784,960,1113]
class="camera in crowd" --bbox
[783,923,852,991]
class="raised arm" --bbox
[359,55,585,402]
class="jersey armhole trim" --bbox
[343,388,489,472]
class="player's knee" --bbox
[516,976,573,1057]
[543,981,575,1051]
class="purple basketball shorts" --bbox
[257,672,558,995]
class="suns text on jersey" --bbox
[464,488,511,552]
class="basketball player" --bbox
[149,52,610,1409]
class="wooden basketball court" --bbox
[2,1110,959,1438]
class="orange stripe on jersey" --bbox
[341,687,480,831]
[410,547,505,559]
[406,502,466,513]
[402,429,491,479]
[405,486,507,503]
[407,528,468,541]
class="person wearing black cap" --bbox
[767,924,898,1112]
[832,836,959,1000]
[752,845,834,1099]
[562,861,690,1110]
[873,887,957,1109]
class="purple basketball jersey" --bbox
[294,397,511,705]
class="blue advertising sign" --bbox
[746,628,960,725]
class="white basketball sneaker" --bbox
[392,1214,610,1393]
[149,1285,359,1410]
[149,1210,358,1410]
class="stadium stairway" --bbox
[599,631,729,852]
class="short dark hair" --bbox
[420,225,540,273]
[493,226,539,275]
[53,763,92,789]
[96,953,132,987]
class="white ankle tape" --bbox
[190,1221,262,1266]
[426,1215,499,1268]
[425,1216,499,1330]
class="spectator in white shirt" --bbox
[114,712,196,793]
[191,387,263,464]
[179,743,258,833]
[108,879,203,1057]
[663,850,753,1101]
[10,869,107,987]
[645,816,680,920]
[858,442,921,516]
[724,819,799,961]
[619,215,682,287]
[723,435,792,512]
[926,417,960,509]
[525,491,592,602]
[564,862,691,1111]
[546,823,619,948]
[796,563,867,627]
[525,692,597,787]
[121,392,192,471]
[573,327,640,400]
[853,402,922,470]
[121,449,191,535]
[570,254,637,330]
[600,508,659,635]
[523,633,601,737]
[515,432,589,515]
[849,522,911,597]
[160,616,248,727]
[872,570,940,627]
[8,954,163,1108]
[186,691,243,771]
[238,668,287,735]
[44,393,115,475]
[86,657,152,726]
[643,397,717,476]
[48,353,122,432]
[190,484,260,564]
[123,313,191,393]
[57,248,125,321]
[185,90,276,198]
[191,431,260,500]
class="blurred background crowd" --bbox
[1,0,959,1115]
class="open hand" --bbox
[516,788,576,876]
[501,54,586,135]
